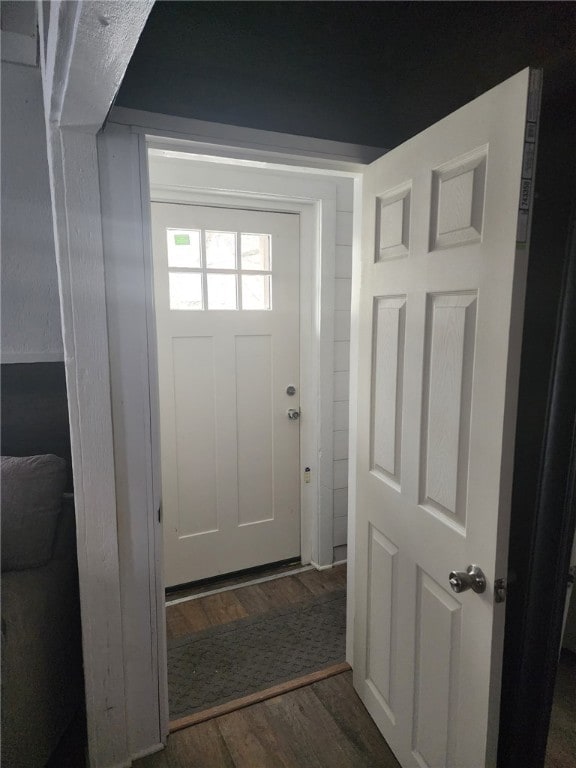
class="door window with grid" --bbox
[166,228,272,311]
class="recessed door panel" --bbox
[421,292,476,527]
[235,334,274,526]
[371,296,406,488]
[173,336,218,536]
[376,183,411,261]
[429,148,487,251]
[412,570,461,768]
[365,524,399,723]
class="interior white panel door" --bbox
[152,203,301,586]
[353,68,540,767]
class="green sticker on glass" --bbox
[174,234,190,246]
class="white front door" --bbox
[152,203,301,587]
[353,69,540,767]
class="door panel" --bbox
[354,69,540,767]
[422,291,476,526]
[172,336,218,536]
[235,334,274,526]
[371,296,406,486]
[412,569,461,768]
[152,204,301,586]
[365,524,398,715]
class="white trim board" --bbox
[110,107,386,169]
[38,5,154,766]
[311,558,349,571]
[45,127,130,768]
[98,126,167,753]
[346,175,363,665]
[98,129,360,760]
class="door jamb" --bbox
[499,196,576,768]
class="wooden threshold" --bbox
[169,661,351,733]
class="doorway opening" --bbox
[145,146,357,727]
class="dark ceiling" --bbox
[116,1,576,149]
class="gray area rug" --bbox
[168,589,346,719]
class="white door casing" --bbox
[353,68,540,768]
[100,123,356,760]
[146,157,346,571]
[152,203,301,586]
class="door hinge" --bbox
[494,578,507,603]
[157,504,162,524]
[568,565,576,586]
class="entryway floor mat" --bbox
[167,588,346,721]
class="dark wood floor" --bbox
[150,564,402,766]
[50,566,576,768]
[166,564,347,642]
[134,671,401,768]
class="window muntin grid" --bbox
[166,229,272,311]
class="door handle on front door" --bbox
[449,564,486,594]
[287,408,300,420]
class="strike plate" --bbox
[494,578,507,603]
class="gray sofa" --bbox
[1,455,83,768]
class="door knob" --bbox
[449,564,486,594]
[287,408,300,420]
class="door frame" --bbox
[37,5,155,767]
[498,195,576,767]
[99,114,375,761]
[147,160,339,573]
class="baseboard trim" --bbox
[169,661,351,733]
[311,558,348,570]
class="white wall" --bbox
[332,179,353,562]
[1,60,63,362]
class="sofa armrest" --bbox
[1,455,67,572]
